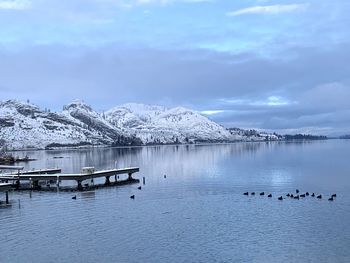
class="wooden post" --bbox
[128,173,132,180]
[105,176,111,185]
[5,191,9,204]
[77,180,83,191]
[143,177,145,185]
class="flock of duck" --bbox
[243,189,337,201]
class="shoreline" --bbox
[4,138,335,153]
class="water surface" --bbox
[1,140,350,262]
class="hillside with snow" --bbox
[0,100,280,150]
[0,100,140,150]
[105,103,236,144]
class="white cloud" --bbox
[201,110,225,115]
[220,96,293,107]
[0,0,31,10]
[227,3,309,16]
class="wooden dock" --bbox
[0,167,140,191]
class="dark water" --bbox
[1,140,350,263]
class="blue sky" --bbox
[0,0,350,134]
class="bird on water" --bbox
[296,189,299,193]
[130,195,135,199]
[332,194,337,198]
[328,197,334,201]
[243,192,249,196]
[260,192,264,196]
[300,194,306,198]
[317,195,322,199]
[138,186,142,190]
[311,193,315,197]
[286,193,290,197]
[278,196,283,200]
[72,195,77,200]
[306,192,309,196]
[294,195,299,200]
[268,194,272,198]
[251,192,255,195]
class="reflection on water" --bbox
[1,140,350,263]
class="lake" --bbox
[1,140,350,262]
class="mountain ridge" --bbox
[0,99,280,150]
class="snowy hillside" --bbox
[0,100,139,150]
[0,100,281,150]
[105,103,235,144]
[228,128,282,141]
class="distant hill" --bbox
[0,100,329,151]
[0,100,236,150]
[283,134,328,140]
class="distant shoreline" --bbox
[4,137,341,153]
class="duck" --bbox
[137,186,142,190]
[268,194,272,198]
[290,194,294,198]
[311,193,315,197]
[328,197,334,201]
[260,192,265,196]
[296,189,299,193]
[72,195,77,200]
[300,194,306,198]
[164,175,167,178]
[294,195,299,200]
[251,192,255,195]
[331,194,337,198]
[286,193,290,197]
[243,192,249,196]
[317,195,322,199]
[130,195,135,199]
[278,196,283,200]
[306,192,309,196]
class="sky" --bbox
[0,0,349,135]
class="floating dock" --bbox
[0,167,140,191]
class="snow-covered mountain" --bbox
[0,100,140,150]
[105,103,234,144]
[0,100,280,150]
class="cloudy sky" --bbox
[0,0,349,135]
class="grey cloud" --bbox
[0,43,350,134]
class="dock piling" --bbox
[105,176,111,185]
[143,177,145,185]
[77,180,83,191]
[5,191,9,204]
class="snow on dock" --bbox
[0,166,140,191]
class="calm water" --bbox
[1,140,350,263]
